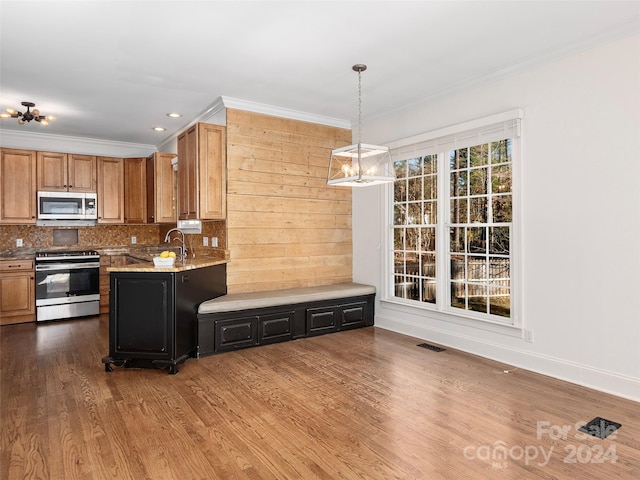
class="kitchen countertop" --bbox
[107,254,228,273]
[0,246,230,269]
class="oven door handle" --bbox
[35,262,100,271]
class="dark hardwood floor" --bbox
[1,315,638,479]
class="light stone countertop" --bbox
[106,252,229,273]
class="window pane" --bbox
[450,280,466,309]
[470,144,488,167]
[492,195,512,222]
[450,148,468,169]
[407,203,421,225]
[489,285,510,317]
[424,175,437,200]
[394,179,407,202]
[468,227,486,254]
[394,160,407,178]
[422,278,436,303]
[489,258,510,281]
[406,228,419,251]
[470,167,488,195]
[450,254,465,281]
[394,228,405,250]
[394,203,406,224]
[451,171,467,197]
[408,158,422,177]
[467,255,486,281]
[450,198,468,224]
[424,154,437,174]
[491,139,512,164]
[469,197,487,223]
[408,177,422,201]
[421,253,436,277]
[468,286,488,313]
[421,227,436,252]
[450,228,465,253]
[492,164,511,193]
[423,201,437,225]
[489,227,510,255]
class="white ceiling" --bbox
[1,1,638,147]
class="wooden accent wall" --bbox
[226,109,353,293]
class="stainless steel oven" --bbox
[35,250,100,322]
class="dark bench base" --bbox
[197,294,375,357]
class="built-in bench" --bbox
[197,282,376,357]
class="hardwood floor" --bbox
[1,315,638,480]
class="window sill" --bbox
[379,297,523,338]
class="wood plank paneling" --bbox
[226,109,352,293]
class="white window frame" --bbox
[381,109,523,330]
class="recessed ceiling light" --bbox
[152,126,166,132]
[166,113,182,118]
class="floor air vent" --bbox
[417,343,446,352]
[578,417,622,439]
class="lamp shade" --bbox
[328,143,394,186]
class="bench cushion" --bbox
[198,282,376,315]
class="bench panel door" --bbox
[306,307,338,336]
[214,316,258,352]
[259,311,294,344]
[339,301,369,330]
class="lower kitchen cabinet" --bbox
[103,264,226,374]
[0,259,35,325]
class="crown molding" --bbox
[220,96,351,130]
[0,128,156,157]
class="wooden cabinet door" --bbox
[177,131,189,219]
[36,151,68,191]
[68,154,96,192]
[0,148,36,224]
[0,260,35,325]
[97,156,124,223]
[147,152,177,224]
[123,157,147,224]
[199,123,226,220]
[177,125,198,220]
[146,154,155,223]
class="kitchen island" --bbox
[102,254,228,374]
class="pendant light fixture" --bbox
[327,64,394,187]
[0,101,56,125]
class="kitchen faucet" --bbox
[164,228,187,260]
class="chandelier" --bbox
[1,101,56,125]
[327,64,394,187]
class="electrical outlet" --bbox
[203,236,209,247]
[16,238,23,247]
[211,237,218,247]
[524,329,534,343]
[131,236,137,244]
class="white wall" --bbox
[353,34,640,401]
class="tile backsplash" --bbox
[0,221,226,251]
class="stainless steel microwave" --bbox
[37,191,98,222]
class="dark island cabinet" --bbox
[103,264,226,374]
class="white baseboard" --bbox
[376,314,640,403]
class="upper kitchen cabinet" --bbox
[36,152,96,192]
[0,148,36,224]
[123,157,147,224]
[147,152,177,224]
[97,156,124,224]
[177,123,226,221]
